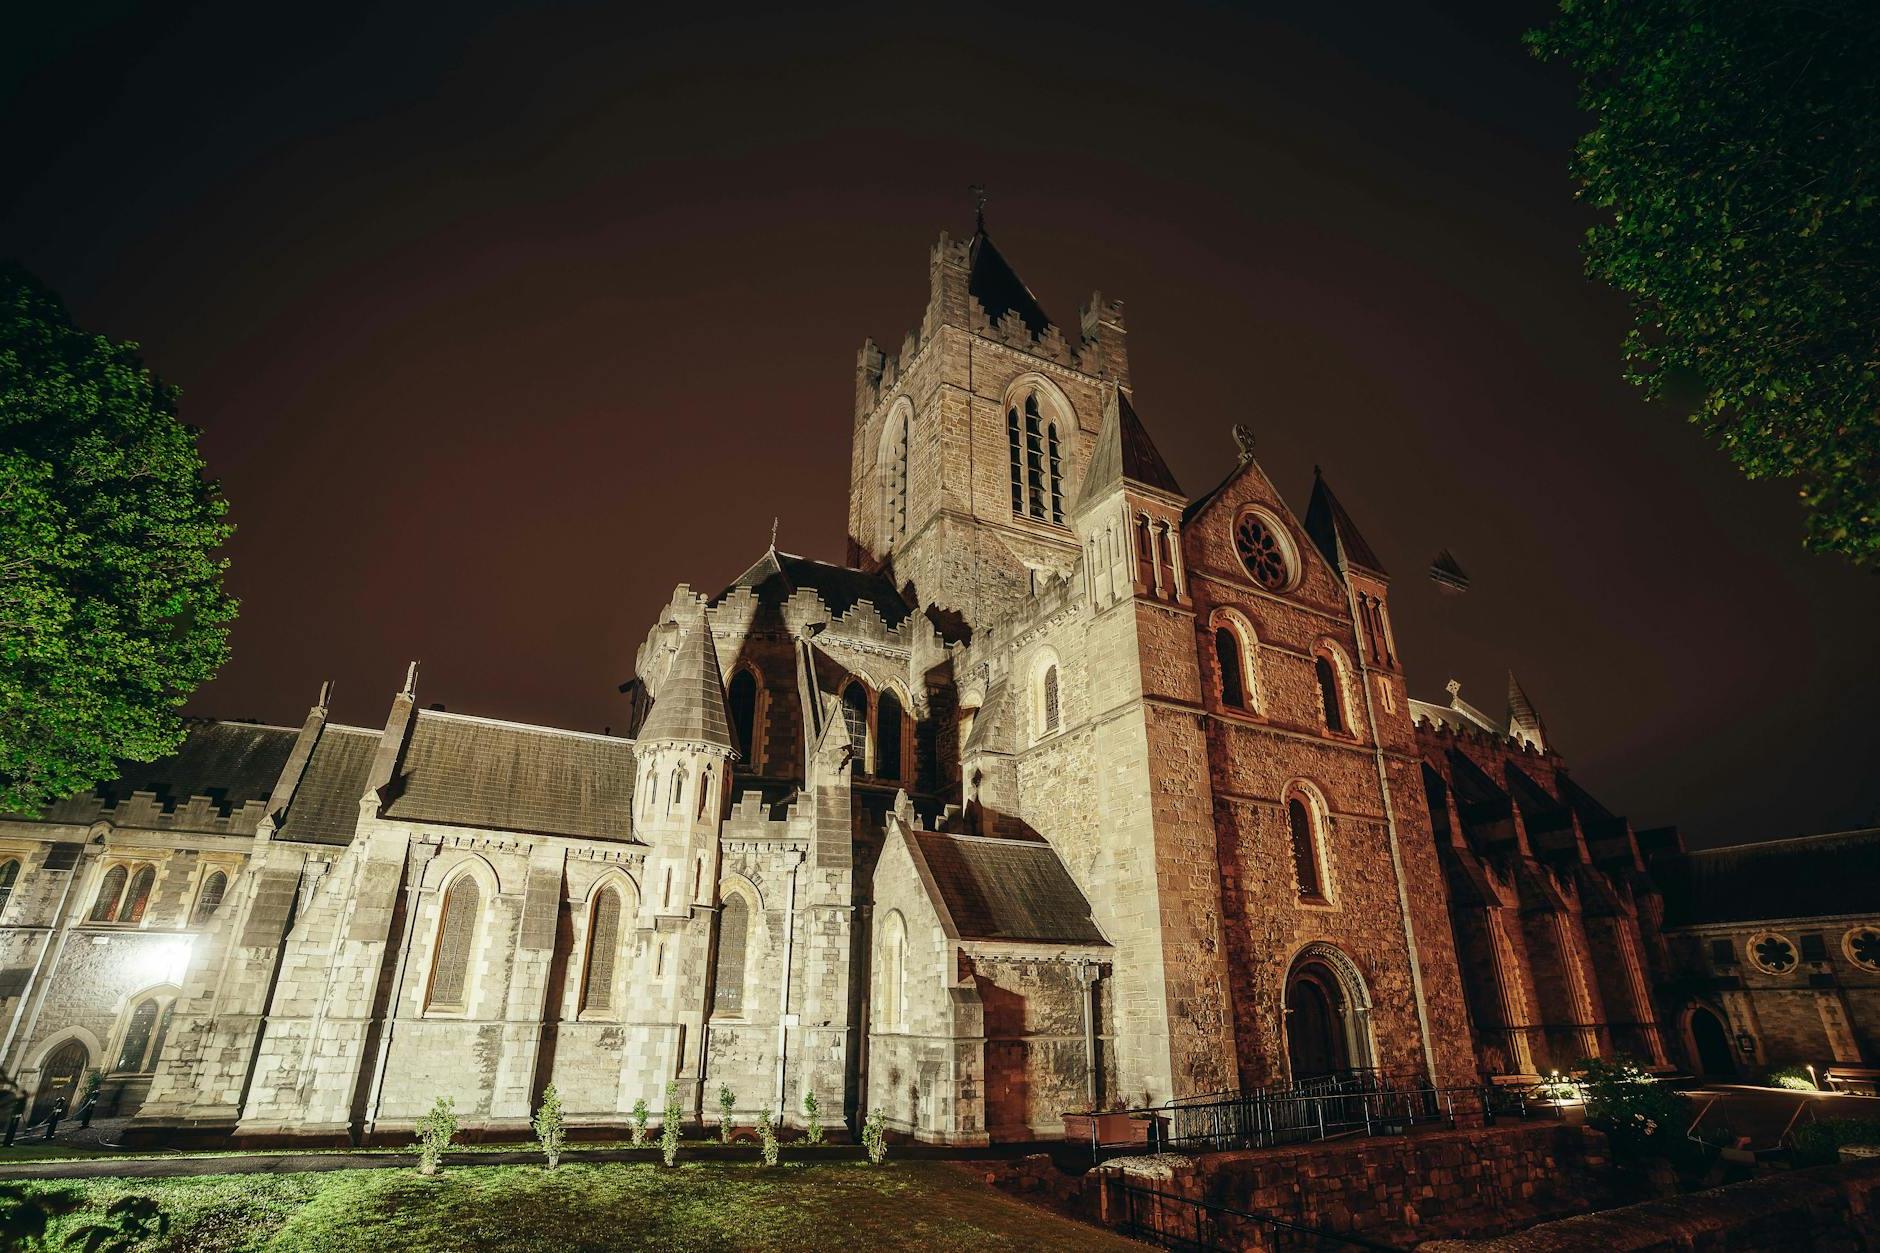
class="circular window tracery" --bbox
[1235,513,1291,591]
[1844,927,1880,973]
[1747,932,1797,975]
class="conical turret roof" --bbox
[1505,671,1546,749]
[1073,388,1183,513]
[638,615,737,754]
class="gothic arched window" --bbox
[1136,515,1156,588]
[727,669,759,765]
[90,864,128,923]
[1315,654,1346,735]
[426,874,481,1012]
[1008,391,1064,524]
[1041,664,1061,735]
[876,689,904,782]
[0,859,19,918]
[1289,797,1325,901]
[842,682,869,772]
[122,865,156,924]
[581,887,622,1014]
[667,765,686,814]
[882,404,910,541]
[712,893,750,1016]
[115,999,159,1073]
[878,910,908,1031]
[1215,627,1246,709]
[192,870,228,926]
[696,765,714,821]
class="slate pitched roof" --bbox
[967,229,1052,337]
[64,721,299,818]
[275,725,381,846]
[910,828,1107,945]
[381,711,637,840]
[638,618,736,752]
[1652,829,1880,927]
[715,549,911,629]
[1304,471,1386,576]
[1072,388,1183,513]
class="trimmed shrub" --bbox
[862,1108,887,1166]
[1766,1064,1819,1092]
[631,1098,650,1147]
[661,1082,682,1167]
[1792,1118,1880,1166]
[803,1089,823,1146]
[532,1083,565,1169]
[718,1083,736,1144]
[758,1108,779,1167]
[415,1097,459,1177]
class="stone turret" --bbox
[636,609,737,919]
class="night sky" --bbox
[8,2,1877,849]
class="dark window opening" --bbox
[1315,656,1345,734]
[1215,627,1245,709]
[1289,798,1323,900]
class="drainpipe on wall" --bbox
[1077,962,1102,1109]
[773,851,803,1117]
[1339,561,1439,1089]
[360,846,432,1141]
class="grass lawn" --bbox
[0,1160,1142,1251]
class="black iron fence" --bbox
[1111,1180,1401,1252]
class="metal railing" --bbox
[1157,1084,1457,1154]
[1112,1180,1401,1251]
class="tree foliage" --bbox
[1530,1,1880,564]
[1,266,235,814]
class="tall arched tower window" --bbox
[1041,664,1061,735]
[667,765,686,814]
[426,874,481,1013]
[880,402,910,543]
[581,886,622,1013]
[122,865,156,924]
[1007,390,1064,524]
[727,669,759,766]
[876,689,904,782]
[1315,655,1346,735]
[1289,796,1326,901]
[841,682,869,772]
[712,893,750,1017]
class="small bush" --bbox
[414,1097,459,1177]
[758,1108,779,1166]
[1792,1118,1880,1166]
[631,1098,650,1147]
[661,1081,682,1167]
[1576,1056,1690,1162]
[1766,1064,1818,1092]
[718,1083,736,1144]
[532,1084,565,1169]
[803,1089,823,1146]
[862,1108,887,1166]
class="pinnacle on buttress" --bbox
[1073,387,1184,514]
[1505,671,1548,752]
[638,612,737,755]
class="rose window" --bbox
[1846,928,1880,973]
[1235,515,1290,590]
[1749,933,1797,975]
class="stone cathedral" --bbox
[2,219,1876,1145]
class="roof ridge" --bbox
[414,707,631,745]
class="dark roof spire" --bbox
[966,222,1052,337]
[638,612,737,754]
[1505,671,1547,751]
[1072,387,1184,513]
[1304,472,1387,577]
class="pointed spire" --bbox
[966,223,1052,337]
[1073,387,1184,514]
[1304,470,1387,577]
[638,611,738,755]
[1505,671,1547,751]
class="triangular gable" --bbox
[1178,452,1349,614]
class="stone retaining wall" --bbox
[1423,1158,1880,1251]
[1097,1122,1613,1249]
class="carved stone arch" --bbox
[716,869,766,915]
[107,983,181,1074]
[1283,941,1377,1081]
[876,908,909,1032]
[28,1026,105,1071]
[1310,636,1359,738]
[581,865,641,911]
[423,853,496,1015]
[1001,371,1079,431]
[426,849,501,896]
[1281,778,1336,903]
[877,396,914,547]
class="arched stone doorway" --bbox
[1687,1005,1737,1079]
[1284,945,1375,1083]
[32,1038,89,1122]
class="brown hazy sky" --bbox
[7,1,1877,849]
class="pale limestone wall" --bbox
[970,951,1112,1138]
